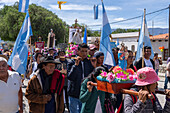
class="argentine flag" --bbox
[8,11,33,74]
[99,1,116,66]
[135,13,154,61]
[19,0,29,13]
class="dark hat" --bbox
[37,56,60,69]
[43,56,60,64]
[49,48,55,51]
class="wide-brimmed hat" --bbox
[135,67,160,86]
[49,48,55,51]
[43,56,60,64]
[37,56,60,69]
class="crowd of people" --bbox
[0,42,170,113]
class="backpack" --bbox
[104,93,116,113]
[117,93,156,113]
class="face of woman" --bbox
[146,82,157,93]
[37,54,42,63]
[127,52,133,67]
[97,56,104,65]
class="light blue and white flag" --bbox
[94,5,98,19]
[8,11,33,74]
[135,14,154,61]
[83,27,87,44]
[99,1,116,66]
[117,38,119,46]
[18,0,29,13]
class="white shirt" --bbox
[95,96,102,113]
[0,70,21,113]
[144,58,153,69]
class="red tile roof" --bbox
[150,33,169,40]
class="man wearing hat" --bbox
[88,44,97,58]
[0,55,23,113]
[25,56,65,113]
[48,47,55,57]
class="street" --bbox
[22,72,169,113]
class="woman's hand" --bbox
[87,81,93,92]
[138,89,149,103]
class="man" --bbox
[0,55,23,113]
[47,29,55,48]
[55,50,70,111]
[134,46,155,70]
[48,48,55,57]
[88,44,97,58]
[25,56,65,113]
[67,43,96,113]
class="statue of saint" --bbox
[47,29,55,48]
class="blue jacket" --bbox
[67,58,94,98]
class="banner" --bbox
[35,42,45,50]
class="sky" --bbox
[0,0,170,30]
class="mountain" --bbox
[148,28,169,36]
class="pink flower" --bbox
[100,70,107,78]
[126,68,134,75]
[112,66,122,73]
[107,72,115,83]
[71,47,76,50]
[133,73,137,79]
[129,75,134,81]
[116,72,128,80]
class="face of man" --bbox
[144,49,151,59]
[88,49,95,57]
[59,52,65,56]
[44,63,55,75]
[49,50,54,55]
[0,61,8,77]
[78,48,88,60]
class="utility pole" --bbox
[169,4,170,57]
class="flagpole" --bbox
[142,9,146,68]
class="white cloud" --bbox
[49,4,122,11]
[114,18,124,21]
[1,0,19,4]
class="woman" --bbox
[80,66,106,113]
[124,67,170,113]
[127,50,137,71]
[27,53,43,79]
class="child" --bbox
[80,66,106,113]
[124,67,170,113]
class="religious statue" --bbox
[47,29,55,48]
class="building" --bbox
[150,33,169,60]
[86,32,169,61]
[111,32,139,52]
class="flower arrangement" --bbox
[41,47,48,55]
[97,66,137,83]
[65,43,78,57]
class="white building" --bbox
[86,32,169,61]
[111,32,139,52]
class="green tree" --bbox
[0,2,69,45]
[112,28,140,34]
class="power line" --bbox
[88,6,169,27]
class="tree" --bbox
[112,28,140,34]
[0,2,69,45]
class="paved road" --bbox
[22,72,169,113]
